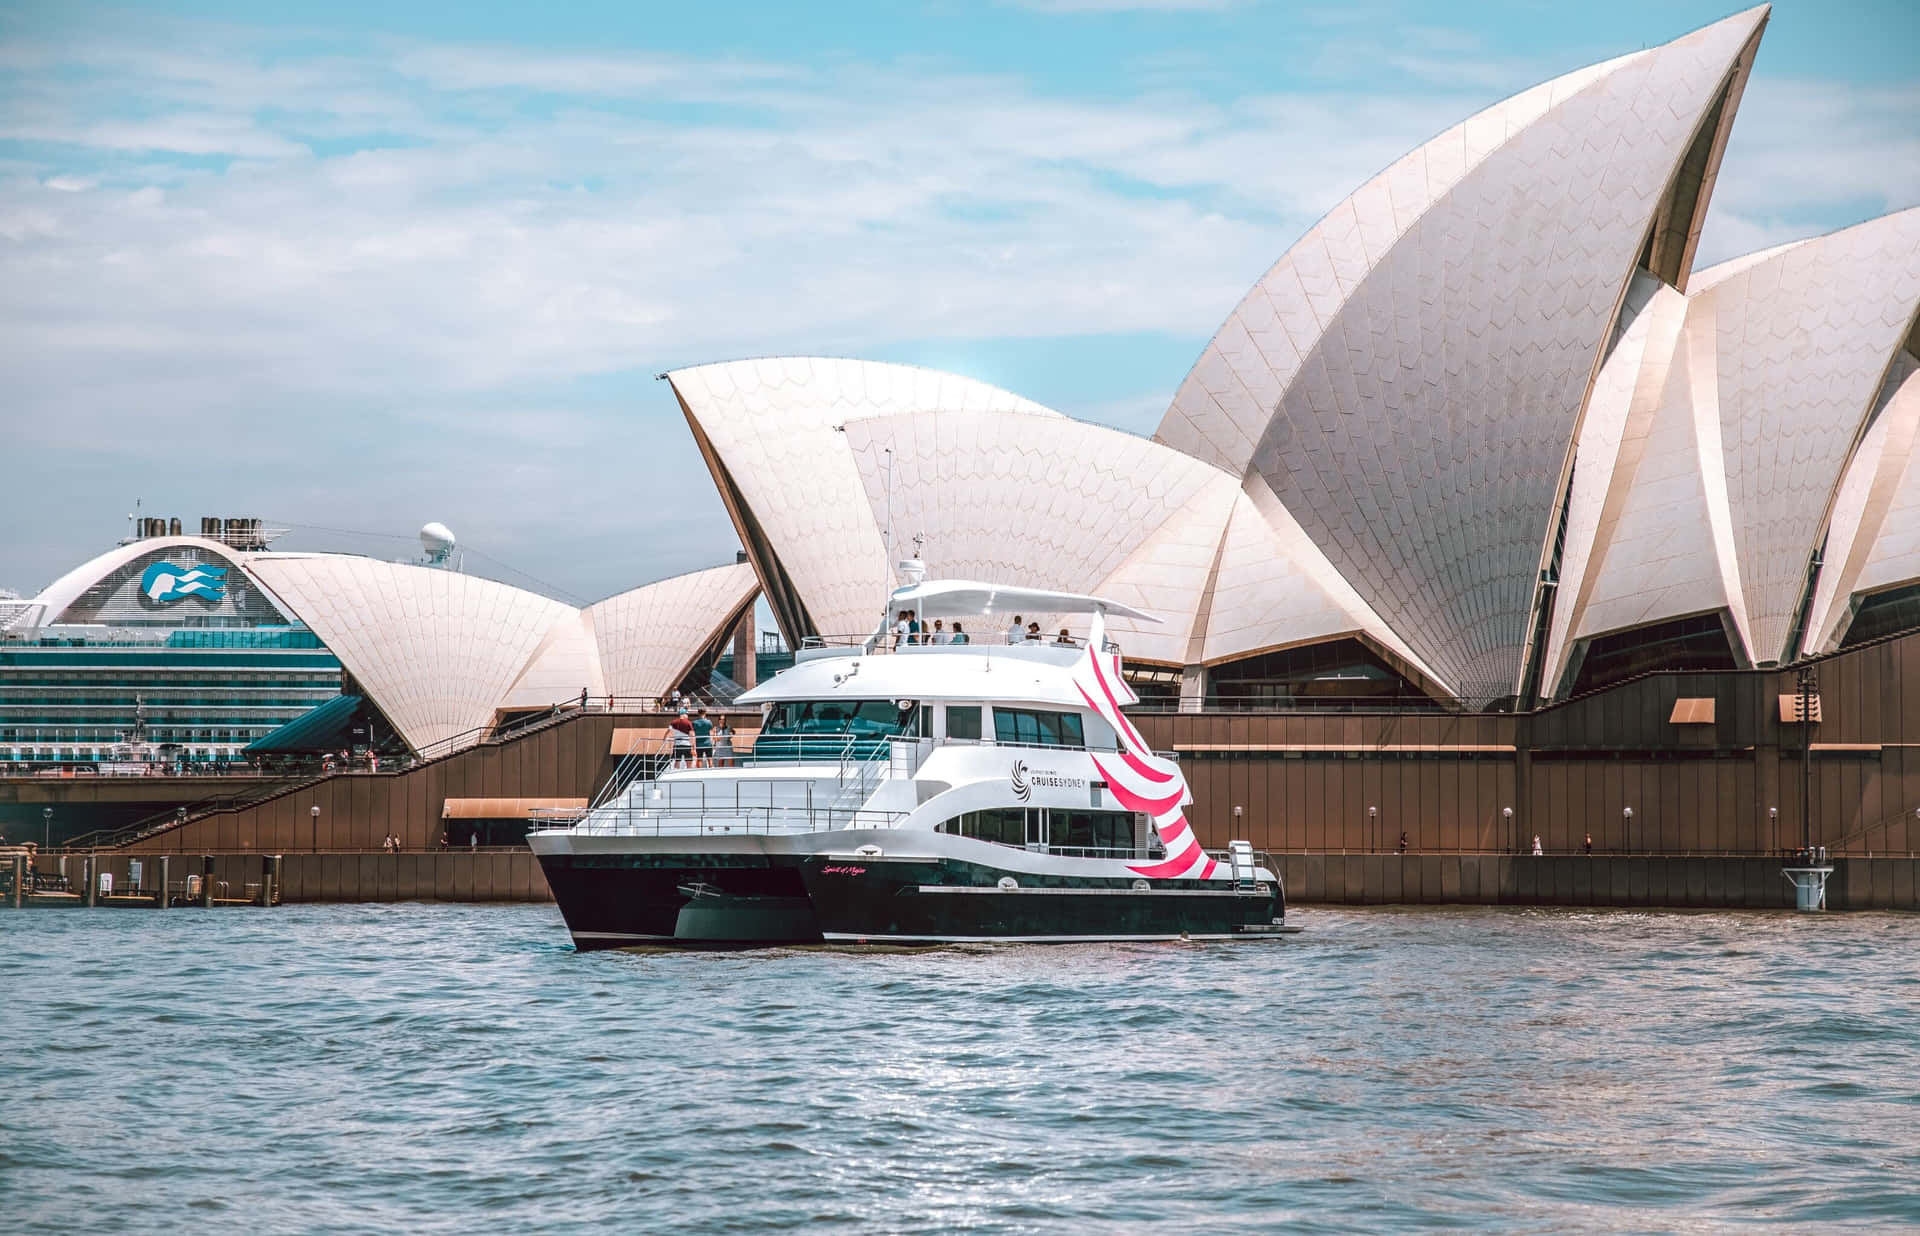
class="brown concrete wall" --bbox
[29,849,1908,910]
[18,631,1919,909]
[112,710,657,855]
[1136,628,1920,860]
[51,850,551,903]
[1274,854,1918,911]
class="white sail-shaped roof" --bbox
[1543,211,1920,682]
[246,555,577,753]
[584,562,759,698]
[669,358,1059,643]
[1804,356,1920,653]
[1154,7,1769,703]
[839,409,1232,664]
[1689,208,1920,663]
[671,358,1448,685]
[499,610,605,712]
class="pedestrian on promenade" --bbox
[1584,832,1593,856]
[1531,834,1544,856]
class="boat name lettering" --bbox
[819,865,867,876]
[1015,761,1085,793]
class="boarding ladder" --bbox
[1226,840,1260,893]
[824,739,893,827]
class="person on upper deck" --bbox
[692,707,715,767]
[670,710,695,766]
[1054,628,1075,646]
[894,610,911,649]
[1006,615,1023,644]
[930,619,947,644]
[950,622,969,645]
[1025,622,1042,641]
[907,611,922,645]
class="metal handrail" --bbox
[552,805,907,837]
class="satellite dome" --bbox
[420,522,457,564]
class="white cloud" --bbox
[1694,79,1920,268]
[0,15,1908,599]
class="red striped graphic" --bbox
[1070,645,1221,883]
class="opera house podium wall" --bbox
[17,627,1920,910]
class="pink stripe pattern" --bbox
[1071,646,1216,881]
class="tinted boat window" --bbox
[1046,809,1136,852]
[992,708,1085,748]
[757,699,921,759]
[937,807,1031,847]
[763,700,919,737]
[946,705,982,741]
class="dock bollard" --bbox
[261,855,280,907]
[84,856,97,907]
[201,856,216,908]
[157,856,171,909]
[9,855,21,909]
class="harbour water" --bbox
[5,905,1918,1232]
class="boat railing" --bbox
[554,804,908,838]
[1032,844,1151,861]
[796,633,1103,659]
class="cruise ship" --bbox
[1,517,345,776]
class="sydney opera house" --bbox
[8,6,1920,885]
[673,5,1918,715]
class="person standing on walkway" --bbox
[1584,832,1593,856]
[693,708,715,768]
[1531,834,1544,856]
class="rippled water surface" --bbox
[6,904,1919,1232]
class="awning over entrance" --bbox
[610,727,667,755]
[245,694,363,755]
[441,798,588,820]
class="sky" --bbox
[2,0,1915,605]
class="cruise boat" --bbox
[528,572,1288,948]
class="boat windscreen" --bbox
[761,699,924,738]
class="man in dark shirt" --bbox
[693,708,716,768]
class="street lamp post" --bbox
[1367,805,1377,854]
[310,804,320,854]
[1623,806,1634,855]
[1798,665,1817,856]
[1502,806,1514,854]
[1769,806,1778,854]
[43,806,52,851]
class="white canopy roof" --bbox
[886,579,1160,624]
